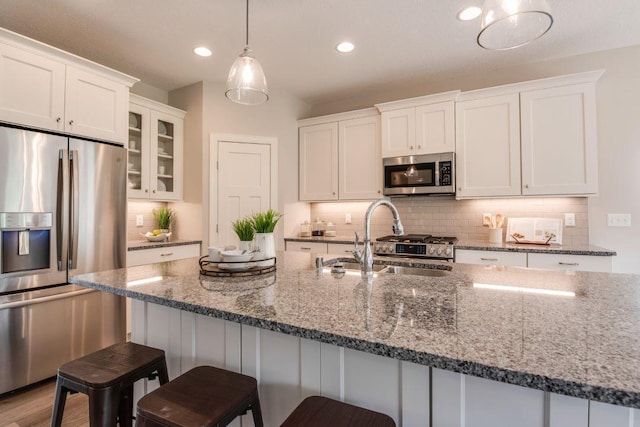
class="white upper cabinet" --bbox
[455,70,604,199]
[299,108,382,201]
[376,91,459,158]
[0,28,137,143]
[520,83,598,195]
[128,94,185,201]
[455,93,522,198]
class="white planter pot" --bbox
[255,233,275,258]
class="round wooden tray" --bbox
[199,255,276,277]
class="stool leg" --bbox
[118,384,134,427]
[50,377,68,427]
[250,392,264,427]
[156,361,169,385]
[87,386,121,427]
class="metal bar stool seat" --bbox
[135,365,263,427]
[51,342,169,427]
[281,396,396,427]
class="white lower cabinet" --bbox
[284,241,328,253]
[455,249,527,267]
[456,249,612,272]
[126,243,200,266]
[131,300,639,427]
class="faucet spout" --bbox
[360,199,404,278]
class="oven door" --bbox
[383,153,455,196]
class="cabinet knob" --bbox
[56,117,61,123]
[410,146,414,150]
[378,190,381,194]
[68,120,74,125]
[332,192,336,195]
[152,189,156,194]
[525,184,529,189]
[417,145,421,149]
[145,189,149,193]
[458,187,462,191]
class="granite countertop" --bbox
[127,239,202,251]
[70,251,640,408]
[286,236,616,256]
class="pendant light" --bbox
[477,0,553,50]
[225,0,269,105]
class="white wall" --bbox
[169,82,311,251]
[307,45,640,274]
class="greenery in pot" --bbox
[251,209,283,233]
[232,217,255,241]
[153,207,174,231]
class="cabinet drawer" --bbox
[527,253,612,273]
[327,243,363,255]
[455,249,527,267]
[127,243,200,267]
[285,241,328,253]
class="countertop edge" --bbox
[127,240,202,251]
[70,268,639,409]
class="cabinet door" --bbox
[527,253,612,273]
[65,66,128,143]
[455,249,527,267]
[380,107,415,157]
[299,123,338,201]
[455,94,521,198]
[339,115,382,200]
[150,109,183,201]
[520,83,598,195]
[415,101,455,154]
[0,42,65,131]
[127,104,151,199]
[126,244,201,267]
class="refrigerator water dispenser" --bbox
[0,212,52,274]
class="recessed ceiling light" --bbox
[457,6,482,21]
[336,42,355,53]
[193,46,212,57]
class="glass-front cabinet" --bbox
[128,94,185,201]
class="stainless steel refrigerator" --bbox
[0,124,126,395]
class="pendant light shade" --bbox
[225,0,269,105]
[478,0,553,50]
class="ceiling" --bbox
[2,0,640,107]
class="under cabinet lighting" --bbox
[474,282,575,297]
[336,42,355,53]
[127,276,164,286]
[193,47,212,57]
[457,6,482,21]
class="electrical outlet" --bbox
[136,214,144,227]
[564,213,575,227]
[607,213,631,227]
[345,213,352,224]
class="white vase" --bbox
[255,232,275,258]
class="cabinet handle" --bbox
[558,262,579,266]
[300,247,312,251]
[160,252,174,257]
[480,257,498,262]
[56,117,61,123]
[68,120,74,125]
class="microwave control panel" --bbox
[440,161,452,186]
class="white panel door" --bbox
[339,115,382,199]
[416,101,455,154]
[218,141,271,247]
[455,94,521,198]
[520,83,598,195]
[299,122,338,201]
[380,107,415,157]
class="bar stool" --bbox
[136,365,263,427]
[281,396,396,427]
[51,341,169,427]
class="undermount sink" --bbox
[382,265,451,277]
[328,262,388,272]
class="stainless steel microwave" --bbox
[383,152,455,196]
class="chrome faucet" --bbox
[353,199,404,278]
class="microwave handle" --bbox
[434,161,440,186]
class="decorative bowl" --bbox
[141,232,171,242]
[220,250,254,262]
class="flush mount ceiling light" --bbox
[193,46,212,57]
[225,0,269,105]
[478,0,553,50]
[457,6,482,21]
[336,41,355,53]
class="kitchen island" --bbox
[70,252,640,427]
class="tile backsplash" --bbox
[127,201,168,242]
[308,197,589,246]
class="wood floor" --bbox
[0,378,89,427]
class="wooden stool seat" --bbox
[281,396,396,427]
[51,342,169,427]
[136,365,263,427]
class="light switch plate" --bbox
[607,213,631,227]
[345,213,352,224]
[564,213,575,227]
[136,214,144,227]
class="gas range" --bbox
[373,234,457,261]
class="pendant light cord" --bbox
[245,0,249,46]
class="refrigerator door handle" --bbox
[69,150,79,270]
[56,149,69,271]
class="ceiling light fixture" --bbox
[193,46,212,57]
[336,41,355,53]
[477,0,553,50]
[457,6,482,21]
[225,0,268,105]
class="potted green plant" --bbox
[251,209,282,258]
[232,217,255,251]
[153,207,174,233]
